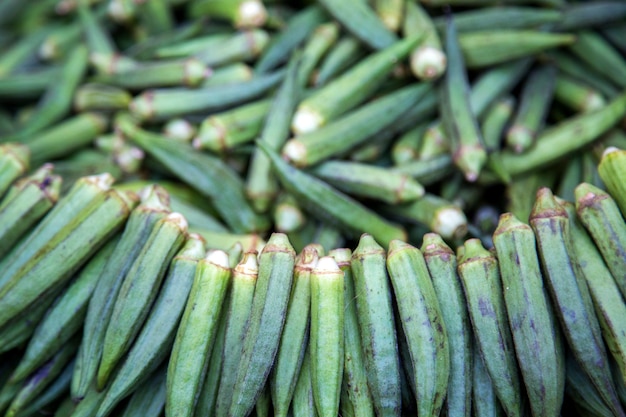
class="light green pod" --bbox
[166,250,231,417]
[554,73,607,113]
[310,256,344,417]
[351,234,401,417]
[598,146,626,218]
[188,0,267,28]
[120,366,167,417]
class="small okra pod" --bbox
[554,73,607,113]
[385,193,468,240]
[432,6,562,33]
[387,240,450,417]
[458,30,575,69]
[8,232,115,384]
[26,113,109,166]
[89,52,139,76]
[554,1,626,31]
[310,256,344,417]
[418,122,449,161]
[329,248,375,417]
[0,187,134,329]
[255,5,327,73]
[598,146,626,217]
[194,30,269,67]
[481,95,516,152]
[38,21,84,61]
[421,233,473,417]
[0,66,60,100]
[569,30,626,89]
[493,213,565,417]
[192,99,271,152]
[316,0,397,50]
[291,35,422,134]
[117,113,269,234]
[505,171,557,223]
[283,83,431,167]
[313,36,366,87]
[97,212,188,389]
[495,90,626,179]
[246,54,302,213]
[96,235,205,417]
[190,228,265,253]
[273,193,306,234]
[93,58,210,89]
[531,191,625,417]
[457,238,523,417]
[297,22,340,88]
[188,0,267,28]
[403,1,446,80]
[77,1,116,57]
[74,83,132,112]
[270,246,318,417]
[166,250,231,417]
[213,251,258,417]
[441,16,487,182]
[154,33,232,59]
[350,234,402,417]
[129,70,283,121]
[566,200,626,388]
[575,183,626,300]
[228,233,296,417]
[506,65,556,153]
[391,122,429,165]
[0,165,61,260]
[257,140,407,248]
[310,160,424,204]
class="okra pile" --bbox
[2,0,626,416]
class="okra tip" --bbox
[459,238,490,263]
[291,106,324,135]
[129,92,154,120]
[435,207,468,240]
[353,233,385,255]
[282,140,307,167]
[263,232,296,255]
[328,248,352,266]
[529,187,567,220]
[314,256,342,275]
[601,145,621,159]
[506,125,534,154]
[420,233,454,260]
[206,249,230,269]
[493,212,530,237]
[574,182,607,208]
[410,46,447,81]
[235,251,259,276]
[237,0,268,28]
[387,239,414,255]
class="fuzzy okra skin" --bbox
[493,213,565,417]
[351,234,402,417]
[386,240,450,417]
[166,250,231,417]
[228,233,296,417]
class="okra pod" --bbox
[598,146,626,218]
[297,22,340,87]
[188,0,267,28]
[554,73,606,113]
[313,36,365,87]
[569,30,626,89]
[433,6,562,32]
[403,1,446,80]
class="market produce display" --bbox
[1,0,626,416]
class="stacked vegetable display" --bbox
[1,0,626,416]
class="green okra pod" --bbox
[472,339,503,417]
[493,213,565,417]
[391,122,429,165]
[228,233,296,417]
[506,65,556,153]
[74,83,132,112]
[554,73,607,113]
[403,1,446,81]
[310,256,344,417]
[194,30,269,67]
[481,95,515,151]
[166,250,231,417]
[457,238,522,417]
[391,154,455,186]
[120,366,167,417]
[569,30,626,89]
[310,160,424,204]
[350,234,401,417]
[441,16,487,182]
[433,6,561,33]
[291,35,422,134]
[188,0,267,28]
[273,193,306,234]
[575,183,626,300]
[387,240,450,417]
[0,66,60,100]
[284,83,431,168]
[374,0,403,31]
[96,235,204,417]
[329,248,375,417]
[257,140,407,248]
[297,22,340,87]
[129,70,283,121]
[421,233,472,417]
[292,346,317,417]
[213,251,258,417]
[313,36,365,87]
[555,1,626,31]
